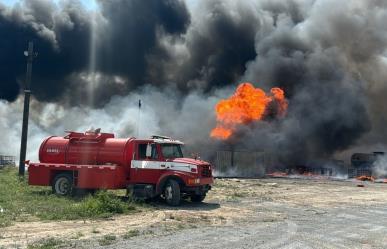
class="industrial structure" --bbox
[349,152,386,178]
[214,150,272,177]
[0,155,16,168]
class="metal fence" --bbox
[214,150,272,177]
[0,155,16,168]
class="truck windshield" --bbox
[160,144,183,158]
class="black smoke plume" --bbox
[0,0,190,105]
[1,0,387,168]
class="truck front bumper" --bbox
[186,177,213,186]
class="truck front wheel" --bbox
[164,179,181,206]
[52,173,73,196]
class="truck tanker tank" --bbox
[39,131,134,167]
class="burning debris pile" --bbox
[208,82,351,179]
[266,159,346,179]
[264,152,387,183]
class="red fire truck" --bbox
[28,129,213,206]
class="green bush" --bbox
[78,191,129,218]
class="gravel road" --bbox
[99,204,387,249]
[98,179,387,249]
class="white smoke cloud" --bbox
[0,85,231,163]
[372,155,387,178]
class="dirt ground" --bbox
[1,178,387,249]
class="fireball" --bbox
[210,83,287,140]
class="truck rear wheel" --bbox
[52,173,73,196]
[164,179,180,206]
[190,194,206,203]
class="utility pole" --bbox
[137,99,141,137]
[19,41,36,176]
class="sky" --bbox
[0,0,98,10]
[0,0,196,11]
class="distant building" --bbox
[0,155,16,168]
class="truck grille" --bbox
[201,165,211,177]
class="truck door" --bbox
[131,143,161,183]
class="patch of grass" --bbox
[213,180,229,188]
[224,195,239,202]
[200,214,209,220]
[122,229,140,239]
[177,223,185,229]
[27,237,64,249]
[0,168,149,227]
[262,217,278,222]
[71,231,84,239]
[98,234,117,246]
[231,191,247,198]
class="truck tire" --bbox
[52,173,73,196]
[164,179,181,206]
[190,194,206,203]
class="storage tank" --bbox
[39,130,135,167]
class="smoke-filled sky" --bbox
[1,0,387,165]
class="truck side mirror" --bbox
[146,144,152,158]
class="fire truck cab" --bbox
[28,130,213,206]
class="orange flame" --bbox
[210,83,288,140]
[210,127,233,140]
[271,87,288,117]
